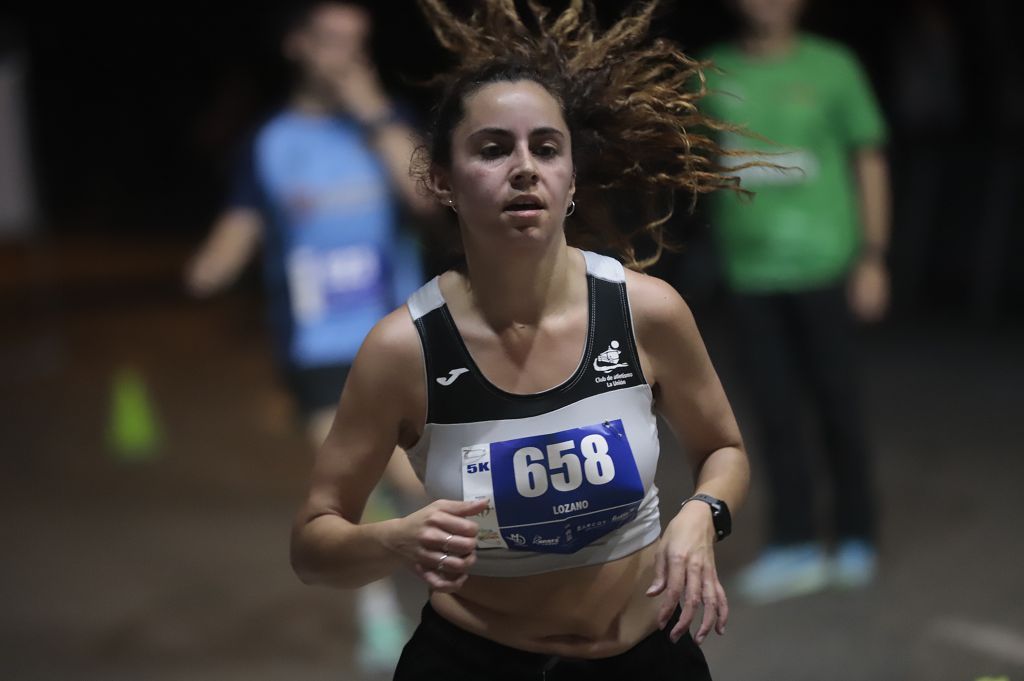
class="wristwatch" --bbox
[682,493,732,542]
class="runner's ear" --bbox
[429,164,454,206]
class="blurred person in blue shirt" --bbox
[184,1,433,672]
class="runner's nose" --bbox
[510,147,538,188]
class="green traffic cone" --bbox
[108,366,161,461]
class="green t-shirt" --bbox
[701,35,887,292]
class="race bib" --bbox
[462,420,644,554]
[287,245,386,323]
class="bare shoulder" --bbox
[337,303,426,446]
[360,305,421,361]
[622,269,709,389]
[622,268,698,337]
[351,304,423,386]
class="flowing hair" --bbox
[413,0,753,270]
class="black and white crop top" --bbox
[404,251,662,577]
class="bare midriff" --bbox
[429,541,663,658]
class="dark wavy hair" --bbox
[412,0,753,270]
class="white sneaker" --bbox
[830,539,878,589]
[735,543,830,604]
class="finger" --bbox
[417,549,477,576]
[427,529,476,557]
[413,563,469,593]
[434,497,490,518]
[444,572,470,592]
[427,511,481,539]
[658,553,686,629]
[429,500,490,537]
[694,578,718,644]
[646,548,667,597]
[715,582,729,635]
[670,563,702,643]
[413,561,469,591]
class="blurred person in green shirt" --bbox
[701,0,890,603]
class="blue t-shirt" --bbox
[230,109,423,369]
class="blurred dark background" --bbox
[1,2,1022,681]
[5,0,1022,316]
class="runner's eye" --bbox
[534,144,560,158]
[480,144,506,159]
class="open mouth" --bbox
[503,196,545,213]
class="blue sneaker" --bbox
[734,543,830,604]
[831,539,877,588]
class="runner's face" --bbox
[290,4,370,82]
[439,80,576,252]
[735,0,804,34]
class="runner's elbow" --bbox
[290,526,320,585]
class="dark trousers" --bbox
[393,603,713,681]
[731,283,876,545]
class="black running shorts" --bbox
[393,602,713,681]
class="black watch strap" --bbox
[683,493,732,542]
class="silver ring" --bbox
[442,534,454,553]
[436,553,449,572]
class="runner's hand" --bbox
[848,257,890,323]
[645,501,728,645]
[333,58,392,125]
[390,498,488,593]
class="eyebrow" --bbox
[468,126,566,141]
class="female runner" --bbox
[292,2,751,678]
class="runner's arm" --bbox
[628,271,749,642]
[289,307,485,591]
[367,120,437,217]
[290,308,422,587]
[849,146,891,322]
[627,272,749,508]
[184,208,263,297]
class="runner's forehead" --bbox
[458,81,569,141]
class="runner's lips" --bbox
[503,195,545,212]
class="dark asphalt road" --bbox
[2,239,1022,681]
